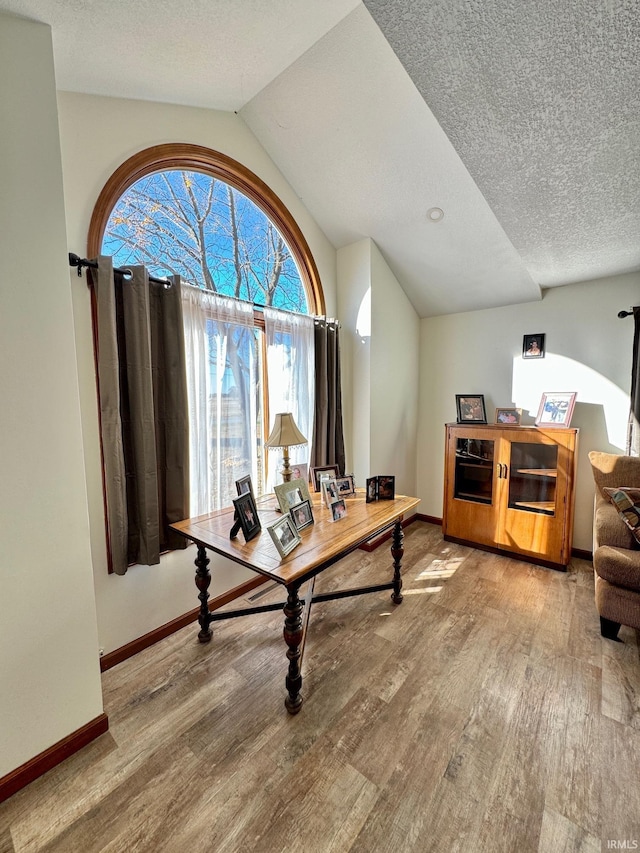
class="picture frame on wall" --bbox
[495,407,522,425]
[523,333,545,359]
[455,395,487,424]
[535,392,577,427]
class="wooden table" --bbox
[171,490,420,713]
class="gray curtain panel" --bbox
[89,257,189,574]
[310,318,345,475]
[627,306,640,456]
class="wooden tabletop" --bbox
[171,490,420,586]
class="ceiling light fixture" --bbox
[427,207,444,222]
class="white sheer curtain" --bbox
[182,287,257,516]
[263,306,315,491]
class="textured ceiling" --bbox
[363,0,640,289]
[2,0,638,315]
[241,5,541,316]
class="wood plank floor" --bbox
[2,522,640,852]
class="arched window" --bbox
[88,143,324,315]
[88,145,323,520]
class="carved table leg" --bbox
[283,581,304,714]
[194,544,212,643]
[391,519,404,604]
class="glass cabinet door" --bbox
[454,437,495,504]
[507,441,558,515]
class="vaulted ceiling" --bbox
[3,0,639,316]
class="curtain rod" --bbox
[69,253,333,322]
[69,253,172,287]
[618,309,635,318]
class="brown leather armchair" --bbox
[588,451,640,640]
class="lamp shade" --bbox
[265,413,307,448]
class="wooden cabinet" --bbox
[443,423,578,569]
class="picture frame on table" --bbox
[235,474,254,498]
[231,491,261,542]
[495,407,522,425]
[321,479,339,508]
[311,464,340,492]
[289,499,314,531]
[335,474,356,496]
[523,333,545,359]
[456,394,487,424]
[378,475,395,500]
[288,462,308,485]
[535,392,577,428]
[330,498,348,521]
[268,514,301,558]
[274,477,312,515]
[366,475,395,502]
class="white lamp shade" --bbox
[265,412,307,448]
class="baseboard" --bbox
[0,713,109,804]
[571,547,593,561]
[415,513,442,526]
[100,575,266,672]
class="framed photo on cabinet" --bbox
[535,392,576,427]
[495,407,522,425]
[456,395,487,424]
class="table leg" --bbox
[194,544,212,642]
[391,519,404,604]
[283,581,304,714]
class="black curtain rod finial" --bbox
[68,253,172,288]
[619,309,635,318]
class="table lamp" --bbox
[265,413,307,482]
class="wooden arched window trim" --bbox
[87,142,325,315]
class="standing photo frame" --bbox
[235,474,254,498]
[288,462,309,485]
[321,479,340,508]
[268,515,301,558]
[455,395,487,424]
[535,392,577,427]
[335,474,356,497]
[311,465,340,492]
[495,407,522,425]
[231,491,261,542]
[289,499,314,531]
[274,477,312,514]
[330,498,348,521]
[366,475,395,501]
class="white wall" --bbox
[0,16,103,777]
[338,238,419,496]
[370,242,419,497]
[418,272,640,550]
[337,239,372,483]
[56,92,338,654]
